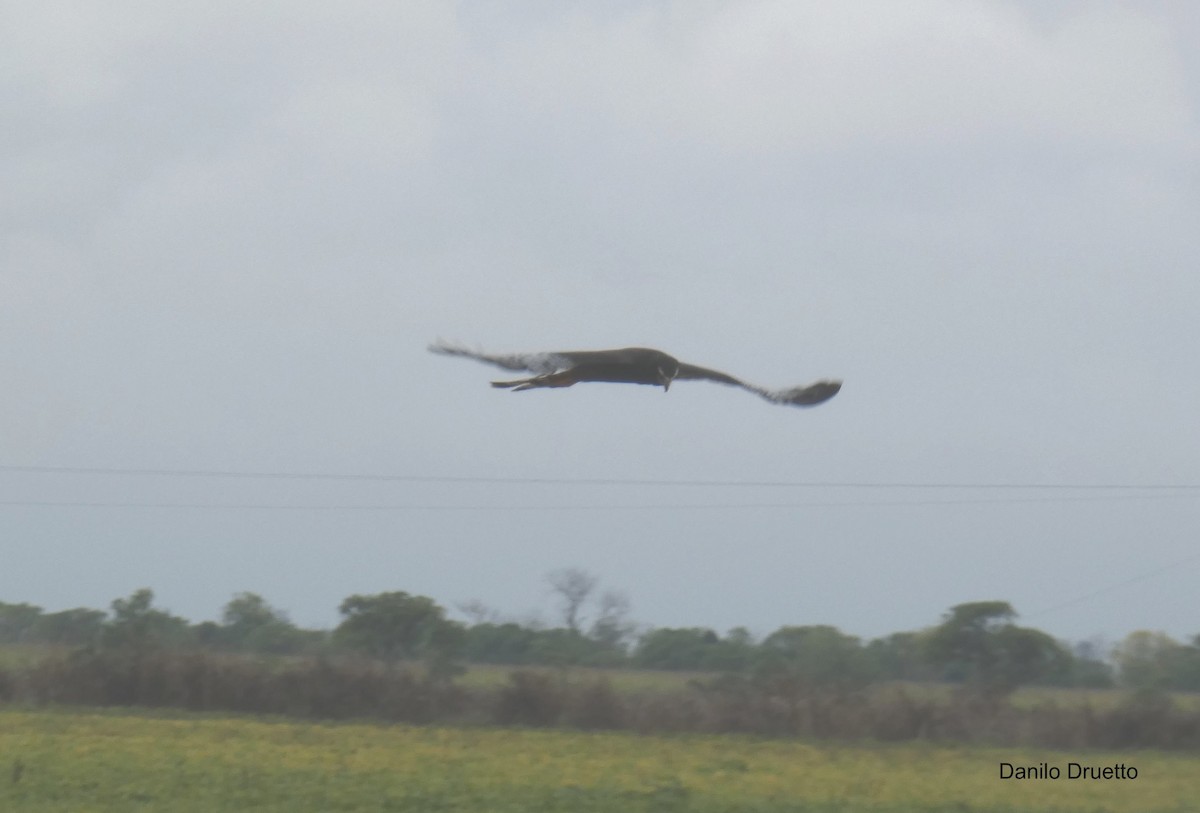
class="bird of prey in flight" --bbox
[428,341,841,408]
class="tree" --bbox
[463,622,537,664]
[924,601,1071,695]
[546,568,598,634]
[219,592,305,654]
[527,627,597,667]
[865,632,935,682]
[588,590,635,655]
[456,599,500,626]
[925,601,1016,684]
[1172,635,1200,690]
[757,625,871,688]
[31,608,105,646]
[990,625,1073,687]
[0,602,43,644]
[223,592,281,630]
[634,628,723,670]
[708,628,757,672]
[101,589,191,653]
[1113,631,1181,690]
[334,591,463,664]
[725,627,755,647]
[1058,638,1114,688]
[1113,632,1200,691]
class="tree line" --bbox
[3,569,1197,695]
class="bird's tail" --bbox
[428,340,566,374]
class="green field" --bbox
[1,707,1195,812]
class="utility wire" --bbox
[2,464,1199,490]
[1027,550,1200,620]
[1,493,1198,512]
[4,471,1193,621]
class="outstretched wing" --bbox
[675,362,842,407]
[428,340,570,375]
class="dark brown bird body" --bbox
[429,341,841,408]
[495,347,678,389]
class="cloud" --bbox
[2,1,1198,641]
[2,2,459,247]
[474,1,1194,153]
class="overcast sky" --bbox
[3,1,1198,647]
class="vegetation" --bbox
[2,708,1198,812]
[924,602,1072,695]
[4,648,1200,748]
[7,585,1192,695]
[333,591,464,679]
[3,581,1200,749]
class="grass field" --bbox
[1,707,1195,812]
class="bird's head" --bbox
[656,360,680,392]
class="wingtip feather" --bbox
[778,380,842,407]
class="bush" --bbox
[494,670,564,727]
[6,646,1200,749]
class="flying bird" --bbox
[428,341,841,408]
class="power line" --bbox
[1,493,1197,512]
[1027,550,1200,621]
[2,464,1199,490]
